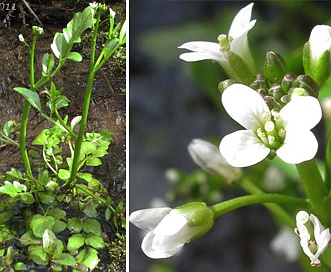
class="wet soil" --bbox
[0,1,126,271]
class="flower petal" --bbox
[276,130,318,164]
[222,84,269,130]
[129,207,172,230]
[309,25,331,59]
[219,130,270,167]
[280,95,322,131]
[178,41,223,62]
[154,210,188,236]
[228,3,256,40]
[141,231,184,259]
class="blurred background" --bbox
[129,1,331,271]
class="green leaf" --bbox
[43,229,61,255]
[58,169,70,180]
[81,141,96,155]
[51,33,69,59]
[67,218,83,233]
[71,116,82,130]
[63,6,95,44]
[28,245,49,266]
[76,247,99,270]
[77,172,93,182]
[32,129,48,145]
[39,193,55,205]
[67,233,85,252]
[86,157,102,166]
[14,262,27,270]
[20,231,39,246]
[41,53,55,75]
[13,87,43,112]
[28,245,47,264]
[53,220,67,233]
[20,193,35,204]
[82,219,101,235]
[47,209,66,220]
[85,234,105,249]
[66,52,82,62]
[30,214,55,238]
[53,253,76,266]
[2,120,15,137]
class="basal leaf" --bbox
[30,214,55,238]
[85,234,105,249]
[53,253,76,266]
[82,219,101,235]
[67,233,85,252]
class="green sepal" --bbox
[303,41,331,86]
[228,51,254,84]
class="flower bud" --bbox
[303,25,331,85]
[292,75,318,97]
[263,51,287,84]
[268,83,284,101]
[130,202,215,259]
[281,72,296,94]
[174,202,214,241]
[218,79,235,93]
[188,139,241,183]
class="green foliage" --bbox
[0,2,126,271]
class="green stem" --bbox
[19,33,39,179]
[296,159,329,224]
[20,102,32,178]
[211,193,308,219]
[240,177,298,227]
[67,13,101,186]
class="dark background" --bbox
[129,1,331,271]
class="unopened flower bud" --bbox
[250,74,267,90]
[292,75,318,97]
[268,83,284,101]
[303,25,331,85]
[218,79,235,93]
[281,72,296,94]
[188,139,241,183]
[130,202,214,259]
[18,34,24,42]
[32,26,44,36]
[263,51,287,84]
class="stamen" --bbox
[262,112,271,121]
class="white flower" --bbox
[219,84,322,167]
[188,138,241,182]
[89,1,98,8]
[178,3,256,73]
[270,228,300,262]
[130,203,214,259]
[309,25,331,60]
[18,34,24,42]
[295,211,331,266]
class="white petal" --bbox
[220,130,270,167]
[129,208,172,230]
[280,96,322,131]
[178,41,223,62]
[222,84,269,130]
[276,130,318,164]
[154,210,188,236]
[141,231,184,259]
[228,3,256,40]
[309,25,331,59]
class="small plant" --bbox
[0,2,126,271]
